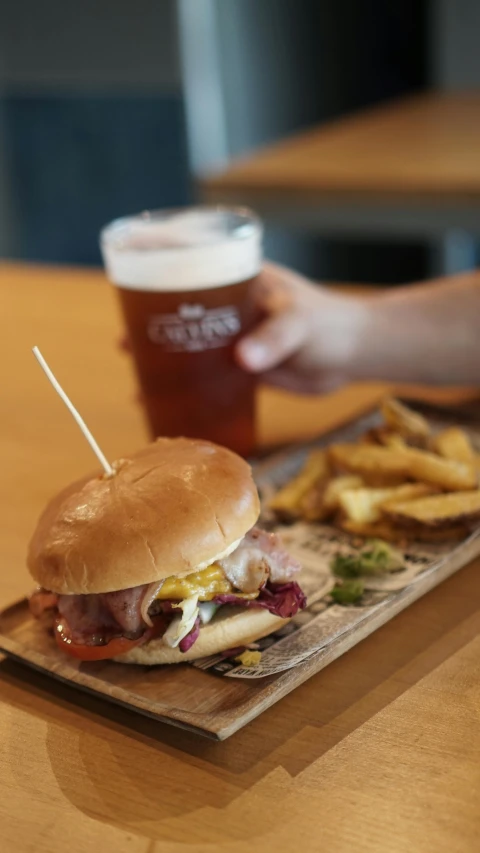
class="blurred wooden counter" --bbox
[1,262,480,852]
[201,92,480,242]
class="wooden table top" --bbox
[1,262,480,852]
[202,92,480,204]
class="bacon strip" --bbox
[219,527,301,591]
[101,585,148,634]
[140,581,164,627]
[57,594,126,644]
[29,527,304,651]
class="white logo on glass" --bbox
[147,303,241,352]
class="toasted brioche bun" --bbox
[115,606,289,665]
[28,438,260,595]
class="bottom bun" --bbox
[114,607,289,665]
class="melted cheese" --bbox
[156,563,260,602]
[235,650,262,667]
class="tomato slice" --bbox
[54,615,168,661]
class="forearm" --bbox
[237,263,480,391]
[345,272,480,386]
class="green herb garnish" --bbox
[360,540,404,573]
[331,539,404,579]
[331,580,365,604]
[331,553,364,579]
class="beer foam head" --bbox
[100,207,262,291]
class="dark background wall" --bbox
[0,0,430,282]
[207,0,429,283]
[215,0,427,153]
[0,0,190,264]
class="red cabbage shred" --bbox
[178,616,201,652]
[213,581,306,619]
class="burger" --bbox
[28,438,306,664]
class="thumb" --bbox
[235,310,306,373]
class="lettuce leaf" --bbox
[162,593,200,648]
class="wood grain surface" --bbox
[201,92,480,203]
[1,262,480,851]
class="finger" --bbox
[235,311,306,372]
[252,261,305,312]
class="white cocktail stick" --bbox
[32,346,114,477]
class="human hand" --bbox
[235,262,369,393]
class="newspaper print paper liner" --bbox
[193,409,480,679]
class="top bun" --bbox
[27,438,260,595]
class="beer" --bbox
[101,207,262,456]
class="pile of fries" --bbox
[269,398,480,542]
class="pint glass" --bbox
[101,207,263,456]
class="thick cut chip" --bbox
[340,518,469,543]
[359,429,381,446]
[322,475,364,513]
[301,474,365,522]
[328,444,411,485]
[380,483,437,508]
[334,442,476,491]
[383,433,409,450]
[432,427,477,467]
[339,487,405,524]
[269,450,329,520]
[300,480,330,521]
[395,446,477,491]
[339,518,410,543]
[364,427,407,448]
[383,490,480,528]
[380,431,407,450]
[415,526,470,542]
[340,483,436,524]
[381,397,430,441]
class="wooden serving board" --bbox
[1,404,480,740]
